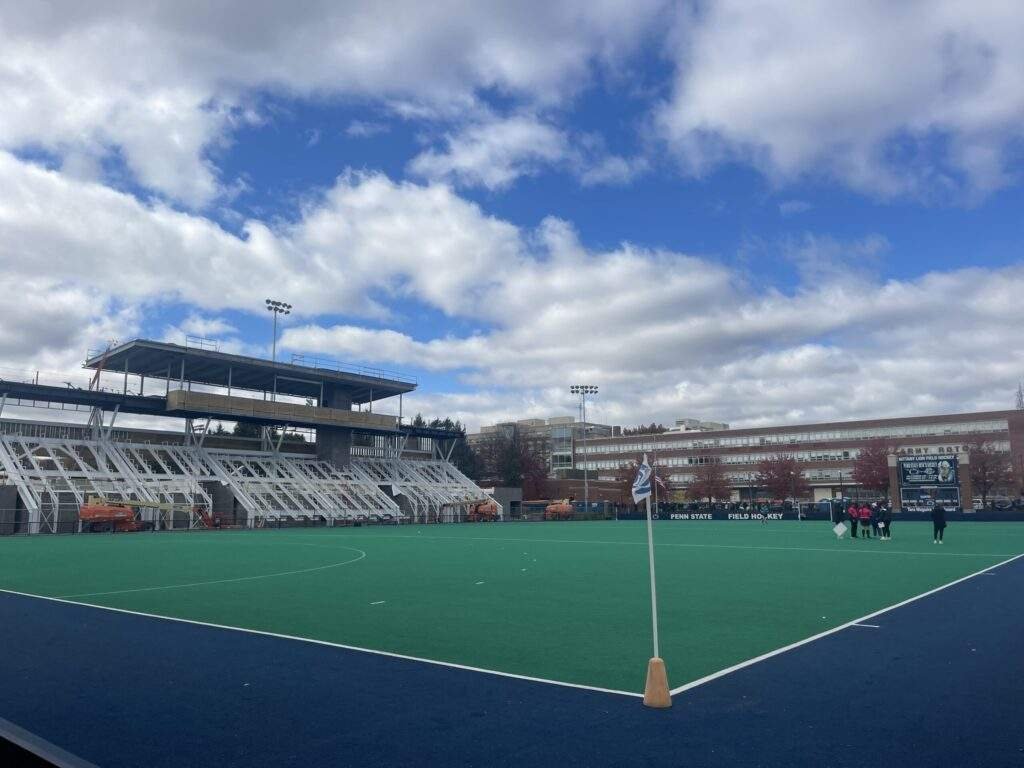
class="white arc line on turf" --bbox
[57,547,367,599]
[371,600,386,605]
[851,624,880,629]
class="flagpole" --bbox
[636,452,670,708]
[644,493,660,659]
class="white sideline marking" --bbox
[2,533,1020,701]
[294,532,1016,559]
[667,551,1024,696]
[58,547,367,598]
[0,588,641,699]
[851,624,880,629]
[370,600,386,605]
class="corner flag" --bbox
[633,451,670,708]
[632,454,653,504]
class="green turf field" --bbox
[1,520,1022,693]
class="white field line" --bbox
[57,547,366,598]
[2,533,1020,700]
[667,551,1024,696]
[851,624,880,629]
[0,587,641,699]
[290,532,1017,559]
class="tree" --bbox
[425,417,481,481]
[616,462,639,505]
[472,426,547,496]
[622,423,669,436]
[756,455,811,501]
[968,442,1013,507]
[230,422,304,442]
[516,433,549,500]
[232,421,261,439]
[616,459,672,506]
[851,440,893,495]
[686,461,730,502]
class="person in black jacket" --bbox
[880,502,893,540]
[931,503,947,544]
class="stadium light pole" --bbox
[265,299,292,363]
[570,385,598,514]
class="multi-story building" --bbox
[575,410,1024,504]
[468,416,615,476]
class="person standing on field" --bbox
[847,502,859,539]
[858,503,872,538]
[880,502,893,540]
[931,502,947,544]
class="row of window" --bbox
[576,441,1011,472]
[579,419,1009,455]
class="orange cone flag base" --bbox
[642,657,672,708]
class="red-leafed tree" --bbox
[617,459,671,505]
[616,460,642,505]
[614,460,671,507]
[686,461,730,502]
[851,440,893,494]
[967,442,1014,507]
[756,455,811,501]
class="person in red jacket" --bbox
[846,503,859,539]
[858,503,872,538]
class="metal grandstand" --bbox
[0,338,500,532]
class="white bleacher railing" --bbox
[350,456,501,523]
[0,425,495,531]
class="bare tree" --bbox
[517,432,549,500]
[686,461,730,502]
[968,442,1013,507]
[756,455,811,502]
[622,423,669,435]
[851,439,893,495]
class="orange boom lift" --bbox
[543,498,574,520]
[79,496,217,533]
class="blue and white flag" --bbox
[632,453,653,504]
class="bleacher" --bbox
[0,429,497,532]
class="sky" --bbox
[1,0,1023,432]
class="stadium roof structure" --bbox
[85,339,416,405]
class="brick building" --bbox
[574,410,1024,506]
[468,416,615,476]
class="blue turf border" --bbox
[1,555,1022,767]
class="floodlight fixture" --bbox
[265,298,293,362]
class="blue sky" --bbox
[1,1,1023,430]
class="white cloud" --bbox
[161,314,240,346]
[659,0,1024,199]
[409,114,570,190]
[409,113,651,190]
[2,149,1022,433]
[279,218,1024,430]
[0,151,522,318]
[779,200,812,216]
[0,276,139,389]
[0,1,664,204]
[345,120,389,138]
[577,154,648,186]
